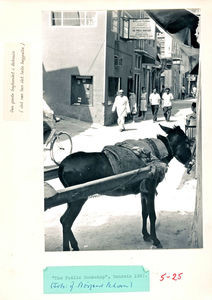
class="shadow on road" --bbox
[45,210,194,251]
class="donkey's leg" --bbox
[141,178,162,248]
[60,205,72,251]
[147,191,162,248]
[60,199,87,251]
[140,194,151,242]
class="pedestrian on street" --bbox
[181,85,186,100]
[112,89,130,131]
[186,101,197,126]
[162,88,174,122]
[129,91,137,123]
[191,85,197,98]
[140,87,147,120]
[185,101,197,153]
[149,88,161,122]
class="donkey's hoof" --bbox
[63,248,70,251]
[72,247,79,251]
[157,242,163,248]
[151,242,163,249]
[143,235,152,242]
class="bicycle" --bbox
[44,129,73,165]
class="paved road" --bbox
[44,98,197,251]
[44,98,195,163]
[52,98,194,139]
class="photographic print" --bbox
[43,9,202,252]
[1,1,212,299]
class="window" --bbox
[123,19,129,38]
[71,76,93,106]
[135,55,141,69]
[111,10,119,33]
[138,56,141,69]
[51,11,97,27]
[51,11,62,26]
[135,39,144,49]
[119,12,129,38]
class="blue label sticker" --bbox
[43,266,149,294]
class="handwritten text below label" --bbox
[43,266,150,294]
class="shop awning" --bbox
[134,49,156,64]
[190,63,199,75]
[146,9,199,49]
[142,54,155,64]
[145,9,200,73]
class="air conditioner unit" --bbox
[114,55,119,67]
[114,55,123,67]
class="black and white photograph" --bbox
[43,9,202,252]
[1,0,212,299]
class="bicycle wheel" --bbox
[50,132,73,165]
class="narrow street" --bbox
[44,98,197,251]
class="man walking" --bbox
[181,85,186,99]
[149,88,161,122]
[129,91,137,123]
[112,89,130,131]
[162,88,174,121]
[191,85,197,98]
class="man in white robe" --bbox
[112,89,130,131]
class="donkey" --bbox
[58,124,192,251]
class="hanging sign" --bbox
[129,18,155,40]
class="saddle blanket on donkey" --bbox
[103,138,169,193]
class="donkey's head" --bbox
[160,124,192,168]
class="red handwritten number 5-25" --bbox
[160,273,183,281]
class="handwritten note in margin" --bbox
[3,43,29,121]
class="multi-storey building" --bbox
[157,28,198,99]
[42,10,161,125]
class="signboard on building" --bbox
[129,18,155,40]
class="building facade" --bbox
[42,11,107,123]
[43,10,161,125]
[157,29,196,99]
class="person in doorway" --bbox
[185,101,197,154]
[186,101,196,126]
[149,88,161,122]
[181,85,186,100]
[162,88,174,122]
[112,89,130,131]
[140,87,148,120]
[129,91,137,123]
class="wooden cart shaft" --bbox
[44,166,152,210]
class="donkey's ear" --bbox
[173,125,184,133]
[159,124,173,134]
